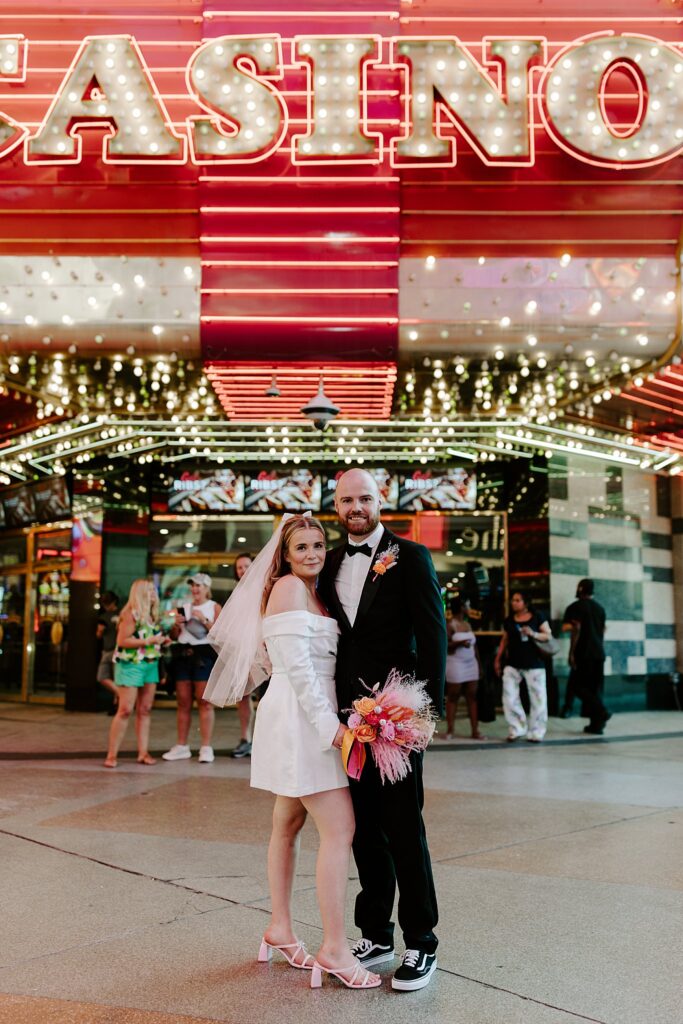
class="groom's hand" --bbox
[332,723,348,749]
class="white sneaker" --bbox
[162,744,192,761]
[198,746,215,763]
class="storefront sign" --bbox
[168,471,245,514]
[455,517,504,555]
[0,476,71,528]
[0,31,681,169]
[398,469,477,511]
[244,470,321,512]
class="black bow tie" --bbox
[346,542,372,557]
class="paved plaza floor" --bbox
[0,702,681,1024]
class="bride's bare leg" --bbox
[302,787,377,977]
[264,796,307,954]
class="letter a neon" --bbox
[26,35,185,164]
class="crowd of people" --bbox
[101,570,259,767]
[99,576,610,768]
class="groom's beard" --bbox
[340,511,381,538]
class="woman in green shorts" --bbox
[104,579,169,768]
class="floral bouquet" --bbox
[341,670,437,784]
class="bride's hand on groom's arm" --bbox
[332,723,348,749]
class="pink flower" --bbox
[379,719,396,741]
[365,712,380,726]
[347,713,362,729]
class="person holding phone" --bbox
[162,574,222,763]
[494,590,551,743]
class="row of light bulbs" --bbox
[1,412,673,480]
[399,346,652,425]
[0,353,214,421]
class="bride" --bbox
[204,513,381,991]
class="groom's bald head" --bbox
[334,468,381,539]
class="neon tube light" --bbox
[3,30,683,169]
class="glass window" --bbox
[35,529,72,561]
[656,476,672,519]
[0,573,25,694]
[150,516,275,559]
[31,569,70,696]
[419,513,506,631]
[0,534,27,568]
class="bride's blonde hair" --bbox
[260,515,326,614]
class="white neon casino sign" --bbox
[0,31,682,169]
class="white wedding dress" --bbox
[250,610,349,797]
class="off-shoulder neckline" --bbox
[263,609,335,623]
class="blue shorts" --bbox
[174,644,217,684]
[114,660,159,687]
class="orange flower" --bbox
[372,561,387,576]
[385,704,414,723]
[354,696,377,717]
[354,722,378,743]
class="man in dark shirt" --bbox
[96,591,119,713]
[562,579,610,735]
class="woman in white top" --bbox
[204,514,380,990]
[443,597,484,740]
[162,573,221,764]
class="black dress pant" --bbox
[349,751,438,954]
[569,658,608,728]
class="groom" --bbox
[319,468,447,991]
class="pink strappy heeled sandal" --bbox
[310,959,382,989]
[258,938,315,970]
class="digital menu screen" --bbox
[33,476,71,523]
[168,471,245,514]
[398,468,477,511]
[322,468,399,511]
[244,470,321,512]
[2,485,36,528]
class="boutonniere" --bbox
[372,543,399,582]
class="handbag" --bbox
[184,616,209,640]
[533,631,560,658]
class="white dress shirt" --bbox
[335,522,385,626]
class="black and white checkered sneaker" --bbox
[391,949,437,991]
[351,937,395,968]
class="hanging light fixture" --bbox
[265,373,281,398]
[301,378,340,430]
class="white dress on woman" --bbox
[250,610,349,798]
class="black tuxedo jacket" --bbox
[319,527,447,717]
